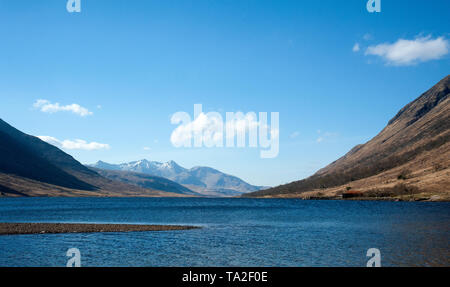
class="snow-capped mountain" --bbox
[89,160,265,197]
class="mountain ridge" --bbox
[0,119,98,191]
[89,159,264,197]
[244,75,450,200]
[90,167,201,196]
[0,119,190,197]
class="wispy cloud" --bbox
[352,43,360,52]
[316,131,337,144]
[37,136,109,151]
[365,35,449,66]
[33,99,93,117]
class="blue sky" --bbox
[0,0,449,186]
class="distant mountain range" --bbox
[0,119,190,197]
[89,160,264,196]
[244,75,450,201]
[0,118,262,198]
[91,168,200,196]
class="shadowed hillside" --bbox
[0,119,187,197]
[0,119,97,191]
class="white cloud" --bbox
[143,146,151,150]
[171,113,224,147]
[316,131,337,143]
[365,36,449,66]
[170,112,278,147]
[33,99,93,117]
[37,136,109,151]
[352,43,360,52]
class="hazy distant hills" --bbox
[245,75,450,201]
[0,119,187,197]
[91,168,200,196]
[0,118,261,198]
[89,159,264,196]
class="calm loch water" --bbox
[0,197,448,267]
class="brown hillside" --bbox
[244,75,450,201]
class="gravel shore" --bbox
[0,223,199,235]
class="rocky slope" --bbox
[244,75,450,201]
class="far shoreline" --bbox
[0,223,200,235]
[0,195,449,202]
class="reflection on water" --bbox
[0,198,448,266]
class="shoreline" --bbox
[243,196,449,202]
[0,223,200,235]
[0,195,449,202]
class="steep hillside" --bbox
[0,119,182,197]
[0,119,97,191]
[244,75,450,201]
